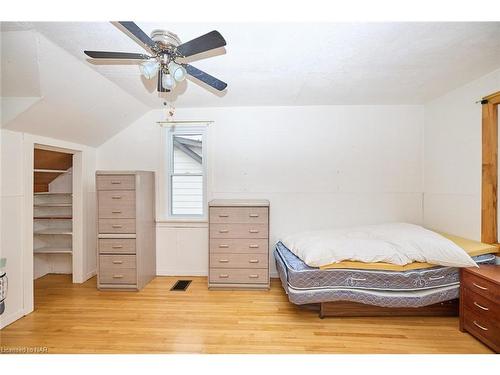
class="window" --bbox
[164,125,207,219]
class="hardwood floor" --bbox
[0,274,493,354]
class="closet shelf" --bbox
[34,229,72,235]
[34,169,71,173]
[34,203,72,207]
[34,192,72,196]
[34,216,72,220]
[34,247,72,254]
[33,148,74,279]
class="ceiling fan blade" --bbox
[84,51,151,59]
[118,21,156,50]
[177,30,226,58]
[185,64,227,91]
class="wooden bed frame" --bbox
[317,299,458,318]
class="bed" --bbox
[274,229,498,318]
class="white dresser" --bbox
[96,171,156,290]
[208,199,270,289]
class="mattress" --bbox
[275,241,496,292]
[274,244,496,307]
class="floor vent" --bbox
[170,280,192,291]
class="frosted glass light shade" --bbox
[162,73,176,90]
[168,61,187,82]
[140,60,160,79]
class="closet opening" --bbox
[33,147,74,292]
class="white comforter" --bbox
[281,223,478,268]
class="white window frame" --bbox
[163,125,208,220]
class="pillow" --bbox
[281,222,478,268]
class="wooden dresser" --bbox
[208,199,270,289]
[96,171,156,290]
[459,265,499,353]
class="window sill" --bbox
[156,218,208,229]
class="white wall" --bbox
[1,130,25,328]
[423,68,500,240]
[0,129,97,329]
[97,105,425,276]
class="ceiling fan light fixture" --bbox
[162,73,176,90]
[140,59,160,79]
[84,22,228,93]
[168,61,187,82]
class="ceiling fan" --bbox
[84,21,227,93]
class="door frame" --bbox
[481,91,500,244]
[22,136,85,315]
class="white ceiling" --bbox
[33,22,500,107]
[1,22,500,145]
[1,28,41,97]
[1,26,149,146]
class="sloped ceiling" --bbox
[1,22,500,146]
[1,28,43,124]
[32,22,500,108]
[1,28,41,96]
[1,23,149,146]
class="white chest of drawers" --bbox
[96,171,156,290]
[208,199,270,289]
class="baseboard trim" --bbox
[156,270,279,278]
[156,269,208,277]
[0,308,25,330]
[84,269,97,282]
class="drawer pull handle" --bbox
[219,274,229,278]
[112,225,123,228]
[473,301,489,311]
[218,214,229,218]
[249,230,259,233]
[111,196,122,199]
[218,259,229,263]
[113,274,124,279]
[472,282,488,291]
[249,259,259,263]
[111,245,123,249]
[111,181,122,185]
[112,210,122,214]
[249,214,259,217]
[249,274,259,279]
[249,244,260,248]
[112,261,123,264]
[219,229,229,233]
[218,244,229,248]
[473,321,488,331]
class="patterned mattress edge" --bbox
[286,283,460,307]
[275,250,461,307]
[274,244,495,307]
[275,242,496,292]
